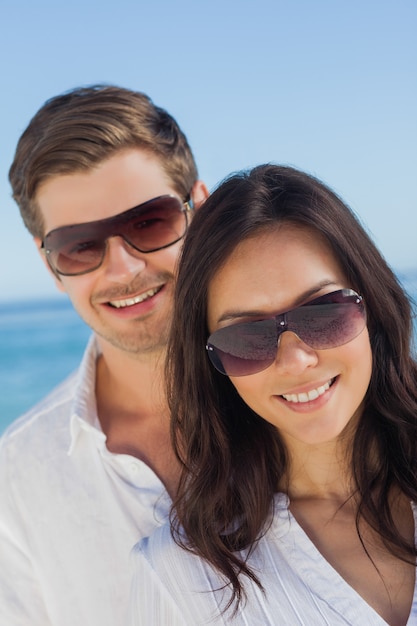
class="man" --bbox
[0,85,208,625]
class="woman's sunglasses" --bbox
[41,195,192,276]
[206,289,366,376]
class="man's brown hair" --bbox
[9,85,198,238]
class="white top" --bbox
[130,494,417,626]
[0,336,170,626]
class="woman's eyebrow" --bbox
[215,280,339,324]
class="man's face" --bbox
[35,148,193,358]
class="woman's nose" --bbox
[272,330,319,375]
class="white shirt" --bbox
[0,336,170,626]
[130,494,417,626]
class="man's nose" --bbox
[100,236,147,281]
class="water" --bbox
[0,298,91,433]
[1,272,416,434]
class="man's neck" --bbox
[94,341,179,496]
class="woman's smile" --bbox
[279,376,335,404]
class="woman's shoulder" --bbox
[134,494,290,576]
[134,521,184,568]
[131,522,232,625]
[133,521,223,590]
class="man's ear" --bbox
[33,236,66,293]
[190,180,209,210]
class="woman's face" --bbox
[206,224,373,448]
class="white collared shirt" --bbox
[0,336,170,626]
[129,496,417,625]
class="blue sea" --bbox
[1,271,417,435]
[0,298,91,433]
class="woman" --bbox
[130,165,417,625]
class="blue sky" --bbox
[1,0,416,303]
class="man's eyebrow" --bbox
[215,280,339,324]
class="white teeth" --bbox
[109,287,159,308]
[282,380,331,404]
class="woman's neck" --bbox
[279,431,356,503]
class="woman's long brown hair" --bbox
[166,165,417,610]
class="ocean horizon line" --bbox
[0,295,73,313]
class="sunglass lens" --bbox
[125,197,186,253]
[47,236,104,276]
[207,319,278,376]
[289,292,366,349]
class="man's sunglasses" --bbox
[206,289,366,376]
[41,195,192,276]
